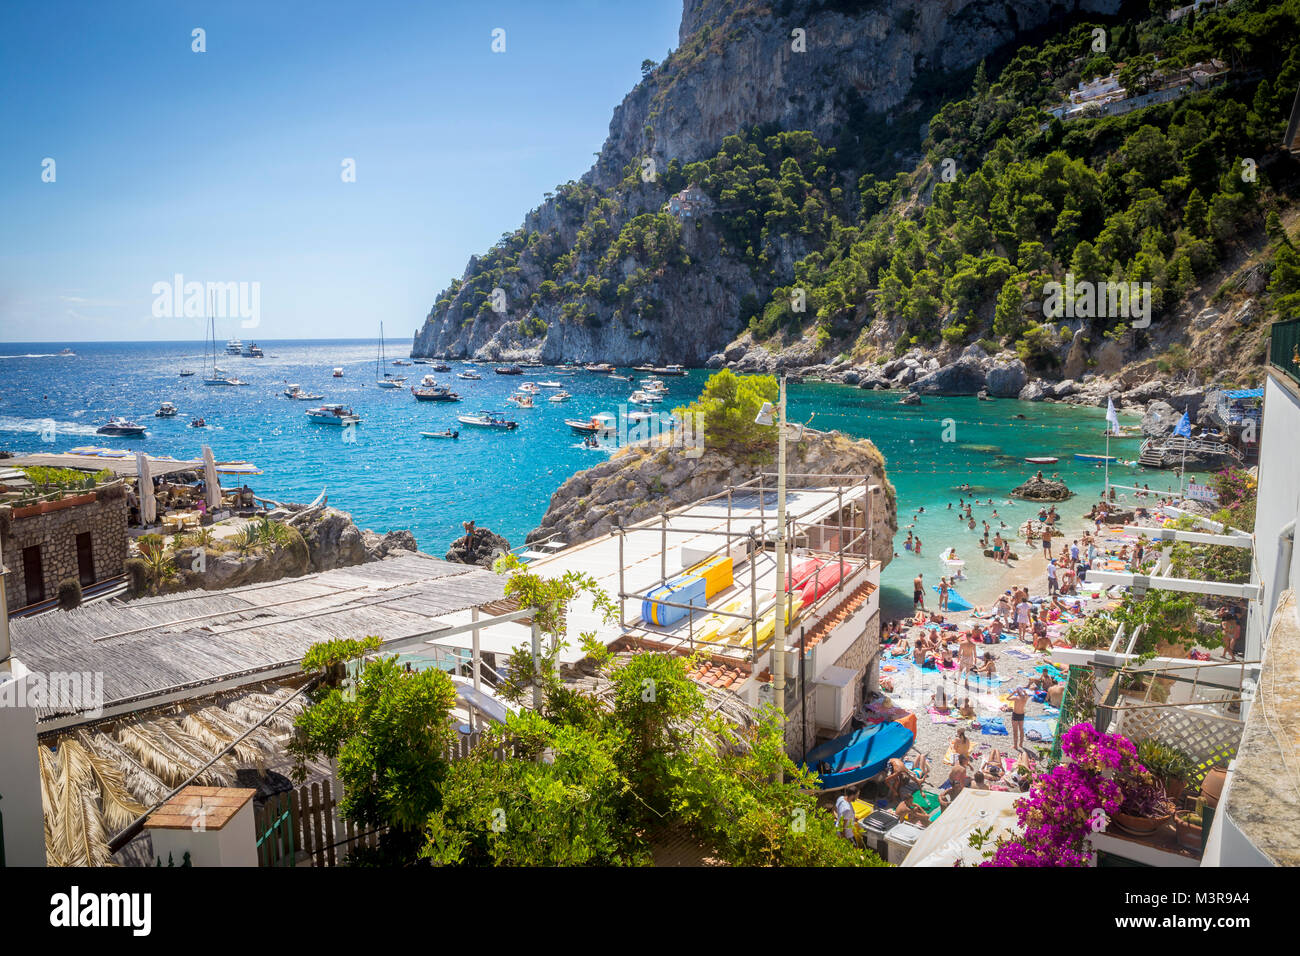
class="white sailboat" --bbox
[204,297,247,386]
[376,322,405,388]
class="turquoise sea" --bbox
[0,341,1181,618]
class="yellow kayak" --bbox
[753,595,803,649]
[696,596,751,644]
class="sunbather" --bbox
[884,755,929,800]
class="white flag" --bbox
[1106,397,1121,434]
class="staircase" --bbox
[1138,436,1244,469]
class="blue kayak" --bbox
[801,720,915,790]
[933,585,973,611]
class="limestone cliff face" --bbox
[412,0,1120,364]
[527,430,898,567]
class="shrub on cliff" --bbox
[676,369,778,465]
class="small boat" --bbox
[627,409,655,425]
[456,371,482,380]
[518,381,540,393]
[607,373,633,382]
[418,374,439,388]
[1074,453,1116,463]
[584,363,614,373]
[536,380,564,388]
[1024,456,1059,464]
[59,347,75,356]
[654,364,687,376]
[633,364,657,373]
[179,369,196,377]
[458,411,519,430]
[376,377,405,389]
[241,343,264,358]
[566,414,614,435]
[392,359,413,367]
[332,367,344,377]
[801,721,915,791]
[421,429,460,439]
[431,362,450,372]
[306,404,361,425]
[154,402,178,418]
[494,364,523,375]
[412,385,461,402]
[97,417,147,437]
[628,390,662,405]
[548,391,572,403]
[189,417,206,428]
[506,392,535,408]
[283,384,323,400]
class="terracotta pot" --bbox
[1162,777,1186,803]
[11,504,42,519]
[1174,811,1203,851]
[36,492,96,515]
[1113,809,1174,836]
[1201,766,1228,808]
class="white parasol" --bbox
[135,452,157,526]
[202,445,222,511]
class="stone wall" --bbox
[782,610,881,758]
[1,492,128,611]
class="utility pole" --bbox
[773,376,788,771]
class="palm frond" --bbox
[74,732,147,831]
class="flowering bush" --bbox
[983,724,1154,867]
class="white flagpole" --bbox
[1105,430,1110,499]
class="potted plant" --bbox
[1175,796,1206,851]
[1136,738,1193,803]
[1113,776,1176,835]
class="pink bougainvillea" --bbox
[983,723,1153,867]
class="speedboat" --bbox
[536,380,563,388]
[633,364,657,373]
[59,347,75,356]
[628,390,662,405]
[332,367,344,377]
[431,362,450,372]
[584,363,614,373]
[458,411,518,430]
[283,384,323,400]
[179,369,196,377]
[306,404,361,425]
[419,374,439,388]
[421,429,459,439]
[654,364,687,376]
[457,370,482,380]
[225,338,243,355]
[566,414,615,435]
[154,402,178,418]
[241,343,264,357]
[97,417,147,437]
[607,373,633,382]
[412,385,461,402]
[494,364,523,375]
[518,382,540,393]
[506,392,535,408]
[548,391,572,403]
[392,359,413,367]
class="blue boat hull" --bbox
[801,720,915,790]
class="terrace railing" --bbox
[1269,317,1300,388]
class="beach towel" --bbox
[965,673,1007,687]
[927,707,960,724]
[1024,718,1058,742]
[1003,648,1034,660]
[978,717,1009,736]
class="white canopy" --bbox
[901,788,1023,867]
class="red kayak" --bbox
[787,557,826,593]
[800,559,847,604]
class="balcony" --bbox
[1269,318,1300,388]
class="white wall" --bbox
[0,661,49,866]
[1248,373,1300,658]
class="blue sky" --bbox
[0,0,681,343]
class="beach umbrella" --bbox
[202,445,222,511]
[135,452,157,526]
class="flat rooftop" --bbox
[11,552,506,727]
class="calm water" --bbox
[0,341,1178,616]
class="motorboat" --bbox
[536,380,563,388]
[633,364,657,373]
[59,347,75,356]
[225,338,244,355]
[566,414,615,435]
[419,374,439,388]
[392,359,413,367]
[154,402,178,418]
[241,343,264,357]
[494,364,523,375]
[506,392,535,408]
[179,369,196,377]
[456,370,482,380]
[283,384,323,400]
[189,417,206,428]
[421,429,460,439]
[629,390,662,405]
[412,385,461,402]
[431,362,450,372]
[1025,456,1059,464]
[639,376,667,390]
[306,404,361,425]
[584,363,614,373]
[332,367,344,377]
[97,417,147,437]
[548,391,572,403]
[607,373,633,382]
[1074,453,1116,463]
[518,382,540,393]
[654,364,687,376]
[458,411,519,430]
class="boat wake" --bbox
[0,353,62,360]
[0,415,101,436]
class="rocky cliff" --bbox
[413,0,1120,365]
[527,429,898,565]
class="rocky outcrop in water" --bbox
[445,523,512,569]
[528,430,898,566]
[1011,477,1072,501]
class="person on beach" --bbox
[938,576,950,610]
[1046,559,1058,597]
[834,786,860,841]
[959,632,978,675]
[915,537,923,556]
[1009,687,1030,750]
[951,729,971,760]
[905,530,913,551]
[913,573,925,610]
[974,651,997,678]
[1041,526,1053,557]
[1015,595,1032,641]
[992,532,1006,565]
